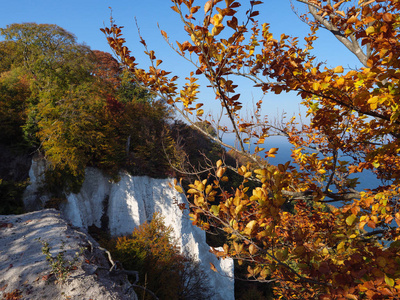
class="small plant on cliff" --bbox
[37,238,84,284]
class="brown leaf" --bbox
[210,262,218,272]
[382,13,393,22]
[171,5,180,14]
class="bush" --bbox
[112,213,214,300]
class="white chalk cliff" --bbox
[24,160,234,300]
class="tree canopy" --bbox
[103,0,400,298]
[0,23,178,194]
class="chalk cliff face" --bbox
[24,161,234,300]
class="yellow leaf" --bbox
[269,147,279,154]
[311,68,318,75]
[204,1,213,14]
[337,241,346,251]
[213,14,223,26]
[346,214,357,226]
[223,243,229,254]
[385,274,395,287]
[212,25,224,36]
[235,204,244,215]
[197,109,204,116]
[175,185,183,193]
[336,77,345,86]
[216,159,223,168]
[244,220,257,235]
[171,5,180,14]
[205,184,213,194]
[249,244,258,255]
[368,96,379,110]
[366,26,375,35]
[216,167,226,178]
[187,188,198,194]
[333,65,344,73]
[233,241,244,254]
[336,10,346,17]
[211,205,220,216]
[244,171,252,178]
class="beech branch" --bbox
[296,0,370,67]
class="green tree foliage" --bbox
[0,23,177,195]
[0,23,92,91]
[0,40,22,74]
[112,213,214,300]
[36,82,109,192]
[123,100,176,177]
[0,23,99,156]
[117,69,153,104]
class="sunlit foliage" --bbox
[104,0,400,298]
[0,23,178,194]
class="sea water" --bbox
[225,135,381,192]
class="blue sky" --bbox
[0,0,362,125]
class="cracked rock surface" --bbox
[0,209,137,300]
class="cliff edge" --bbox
[0,209,137,300]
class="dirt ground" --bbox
[0,209,137,300]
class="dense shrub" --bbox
[112,213,214,300]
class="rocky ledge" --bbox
[0,209,137,300]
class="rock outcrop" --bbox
[24,160,235,300]
[0,209,136,300]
